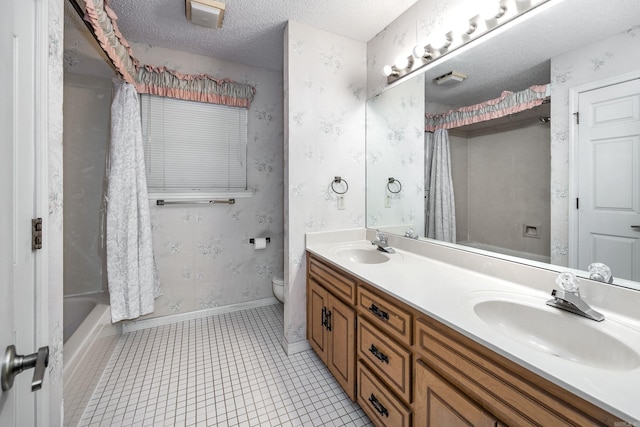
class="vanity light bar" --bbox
[382,0,553,84]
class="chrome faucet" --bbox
[546,272,604,322]
[588,262,614,284]
[371,230,395,253]
[404,228,419,239]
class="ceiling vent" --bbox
[185,0,225,29]
[433,71,467,86]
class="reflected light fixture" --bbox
[433,70,468,85]
[185,0,225,29]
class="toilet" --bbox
[272,276,284,303]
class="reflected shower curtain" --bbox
[106,79,161,323]
[426,129,456,243]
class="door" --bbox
[414,361,497,427]
[308,278,328,360]
[1,0,39,424]
[326,295,355,401]
[578,78,640,281]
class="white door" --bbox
[578,78,640,281]
[0,0,40,425]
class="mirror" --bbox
[366,0,640,288]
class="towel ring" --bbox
[387,177,402,194]
[331,176,349,195]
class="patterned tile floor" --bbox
[77,304,372,426]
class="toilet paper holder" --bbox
[249,238,270,244]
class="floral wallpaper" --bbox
[127,43,284,319]
[284,21,367,349]
[366,73,425,234]
[549,27,640,266]
[48,0,65,422]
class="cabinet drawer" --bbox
[358,285,412,345]
[358,317,411,403]
[308,256,357,304]
[357,362,411,427]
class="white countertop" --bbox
[306,229,640,423]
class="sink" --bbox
[334,247,391,264]
[463,291,640,370]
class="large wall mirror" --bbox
[366,0,640,289]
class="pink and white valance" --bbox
[83,0,256,108]
[425,84,550,132]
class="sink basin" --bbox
[334,247,391,264]
[463,291,640,370]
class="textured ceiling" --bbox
[106,0,419,71]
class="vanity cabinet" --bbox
[307,256,356,400]
[414,360,498,427]
[306,252,621,426]
[414,316,616,426]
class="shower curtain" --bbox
[106,79,161,323]
[426,129,456,243]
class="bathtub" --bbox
[63,292,120,386]
[457,240,551,264]
[63,293,121,425]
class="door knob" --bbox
[1,345,49,392]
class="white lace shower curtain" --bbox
[426,129,456,243]
[106,79,161,323]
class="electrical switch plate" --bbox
[337,195,345,210]
[385,195,391,208]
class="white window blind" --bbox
[140,94,248,192]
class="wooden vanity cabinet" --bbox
[306,252,622,426]
[307,255,356,400]
[415,360,498,427]
[415,316,619,426]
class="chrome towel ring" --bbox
[331,176,349,195]
[387,177,402,194]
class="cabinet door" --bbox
[327,294,356,400]
[308,278,329,363]
[415,360,497,427]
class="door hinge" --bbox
[32,218,43,250]
[576,198,579,210]
[573,111,580,124]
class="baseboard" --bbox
[280,335,311,355]
[123,297,279,333]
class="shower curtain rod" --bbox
[67,0,118,74]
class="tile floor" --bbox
[77,304,372,426]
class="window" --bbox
[140,94,248,195]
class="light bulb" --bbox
[480,0,506,19]
[395,55,410,70]
[456,18,477,36]
[429,33,452,51]
[412,45,425,59]
[382,65,396,77]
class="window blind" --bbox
[140,94,248,192]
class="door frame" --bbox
[568,70,640,269]
[34,0,52,423]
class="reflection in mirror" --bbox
[365,0,640,288]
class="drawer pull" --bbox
[321,307,332,331]
[369,304,389,322]
[369,344,389,364]
[368,393,389,417]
